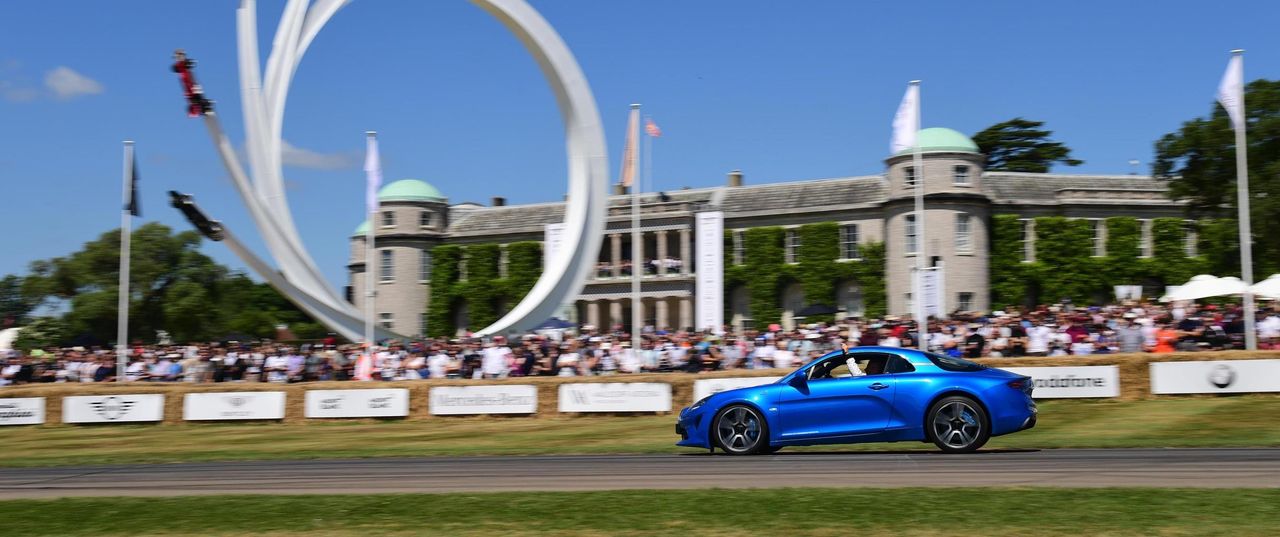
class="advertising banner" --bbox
[63,394,165,424]
[695,212,724,332]
[1150,359,1280,394]
[183,391,286,421]
[544,223,566,273]
[692,377,782,403]
[0,397,45,425]
[1001,366,1120,399]
[305,389,409,418]
[558,382,671,413]
[430,385,538,415]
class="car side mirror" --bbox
[788,373,807,390]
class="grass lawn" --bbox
[0,488,1276,536]
[0,395,1276,468]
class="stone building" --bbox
[349,127,1185,336]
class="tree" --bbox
[1153,79,1280,276]
[0,275,34,327]
[973,118,1083,173]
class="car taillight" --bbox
[1008,379,1026,390]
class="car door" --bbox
[776,355,896,441]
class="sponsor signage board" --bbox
[692,377,782,403]
[430,385,538,415]
[1001,366,1121,399]
[558,382,671,413]
[63,394,164,424]
[695,211,724,332]
[0,397,45,425]
[305,389,409,418]
[1150,359,1280,395]
[183,391,286,421]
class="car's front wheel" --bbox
[926,396,990,453]
[713,405,767,455]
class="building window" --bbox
[839,224,860,259]
[957,292,973,312]
[499,246,509,279]
[1139,219,1153,258]
[955,213,972,253]
[420,250,431,282]
[905,214,918,255]
[732,231,744,265]
[905,292,914,314]
[459,254,468,281]
[379,249,394,282]
[419,210,432,228]
[784,229,800,263]
[1020,218,1035,263]
[904,166,917,188]
[953,165,970,185]
[1089,219,1105,257]
[378,312,393,330]
[1184,221,1198,257]
[381,210,395,228]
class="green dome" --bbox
[895,127,979,155]
[378,179,445,203]
[353,220,369,236]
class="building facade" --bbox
[349,127,1186,337]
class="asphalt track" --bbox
[0,448,1276,498]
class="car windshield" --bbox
[923,352,987,372]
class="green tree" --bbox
[1153,79,1280,276]
[0,275,34,327]
[973,118,1083,173]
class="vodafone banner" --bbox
[305,389,409,418]
[63,394,165,424]
[692,377,782,402]
[430,385,538,415]
[0,398,45,425]
[1150,359,1280,395]
[559,383,671,413]
[1002,366,1120,399]
[183,391,286,421]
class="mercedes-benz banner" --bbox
[430,385,538,415]
[63,394,165,424]
[305,389,409,418]
[692,377,782,402]
[0,397,46,425]
[183,391,286,421]
[1150,359,1280,395]
[1001,366,1121,399]
[558,383,671,413]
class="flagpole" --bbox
[630,104,643,350]
[1228,50,1257,350]
[116,141,134,382]
[910,80,928,351]
[365,131,377,351]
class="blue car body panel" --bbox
[676,347,1037,450]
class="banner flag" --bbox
[890,82,920,154]
[619,107,639,187]
[364,133,383,215]
[1217,53,1245,132]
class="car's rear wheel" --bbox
[713,405,767,455]
[926,396,990,453]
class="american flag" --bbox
[645,117,662,138]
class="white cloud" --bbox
[0,80,38,102]
[280,140,357,170]
[44,66,103,100]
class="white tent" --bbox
[1163,274,1248,301]
[1250,274,1280,300]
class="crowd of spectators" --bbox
[3,302,1279,386]
[595,257,685,278]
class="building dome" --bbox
[895,127,979,155]
[352,220,369,236]
[378,179,445,203]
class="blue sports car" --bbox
[676,346,1037,454]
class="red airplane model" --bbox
[172,49,213,117]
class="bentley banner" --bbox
[305,389,409,418]
[559,382,671,413]
[1002,366,1120,399]
[1150,359,1280,395]
[430,385,538,415]
[183,391,286,421]
[63,394,165,424]
[0,397,46,425]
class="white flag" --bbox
[364,133,382,215]
[1217,53,1244,132]
[891,82,920,154]
[618,107,640,188]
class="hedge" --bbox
[426,242,543,337]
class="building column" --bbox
[656,230,668,276]
[679,228,691,275]
[586,300,601,328]
[655,297,670,330]
[610,233,622,278]
[678,296,693,331]
[633,298,645,332]
[609,300,623,330]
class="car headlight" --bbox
[688,396,710,412]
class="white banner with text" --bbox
[430,385,538,415]
[1150,359,1280,394]
[0,397,45,425]
[558,382,671,413]
[183,391,286,421]
[1002,366,1121,399]
[63,394,164,424]
[695,211,724,332]
[305,389,409,418]
[692,377,783,402]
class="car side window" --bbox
[886,355,915,374]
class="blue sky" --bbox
[2,0,1278,292]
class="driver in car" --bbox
[840,341,865,376]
